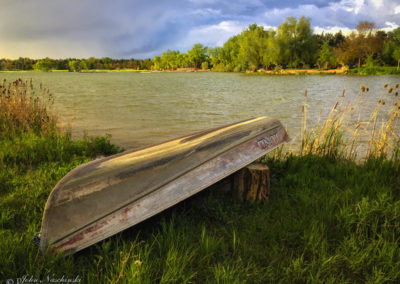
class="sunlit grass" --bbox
[0,79,399,282]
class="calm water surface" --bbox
[1,72,399,149]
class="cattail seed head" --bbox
[361,85,366,92]
[396,83,399,88]
[366,87,369,92]
[378,99,382,104]
[382,101,386,105]
[389,88,393,93]
[384,83,388,88]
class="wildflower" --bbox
[360,85,366,92]
[134,260,142,266]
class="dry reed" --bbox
[299,82,400,161]
[0,78,58,138]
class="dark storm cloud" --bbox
[0,0,399,59]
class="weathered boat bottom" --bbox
[39,116,289,254]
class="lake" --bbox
[1,72,399,149]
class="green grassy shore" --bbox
[1,79,399,283]
[1,66,399,75]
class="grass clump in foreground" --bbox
[1,79,400,283]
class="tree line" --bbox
[0,57,152,71]
[1,17,400,72]
[153,17,400,71]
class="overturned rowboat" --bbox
[39,116,289,254]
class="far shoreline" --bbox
[1,66,399,75]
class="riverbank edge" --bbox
[2,66,399,75]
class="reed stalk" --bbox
[299,83,400,162]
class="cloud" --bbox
[313,26,353,35]
[0,0,192,58]
[0,0,399,59]
[182,21,244,49]
[260,0,400,30]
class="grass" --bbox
[346,66,400,75]
[1,79,400,283]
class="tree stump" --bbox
[233,163,270,203]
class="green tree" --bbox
[33,58,53,72]
[101,57,113,69]
[68,60,81,72]
[160,50,179,69]
[317,41,336,69]
[393,47,400,70]
[201,61,209,70]
[177,53,189,68]
[152,56,161,70]
[206,47,221,68]
[221,36,240,70]
[262,31,280,69]
[188,44,206,68]
[79,59,89,70]
[276,17,317,68]
[382,27,400,67]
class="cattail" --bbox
[366,87,369,92]
[396,83,399,88]
[384,83,388,88]
[378,99,382,104]
[342,89,345,97]
[388,88,393,93]
[333,101,339,109]
[395,92,398,96]
[304,89,307,97]
[382,101,386,105]
[361,85,366,92]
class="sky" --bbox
[1,0,400,59]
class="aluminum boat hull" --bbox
[39,116,289,254]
